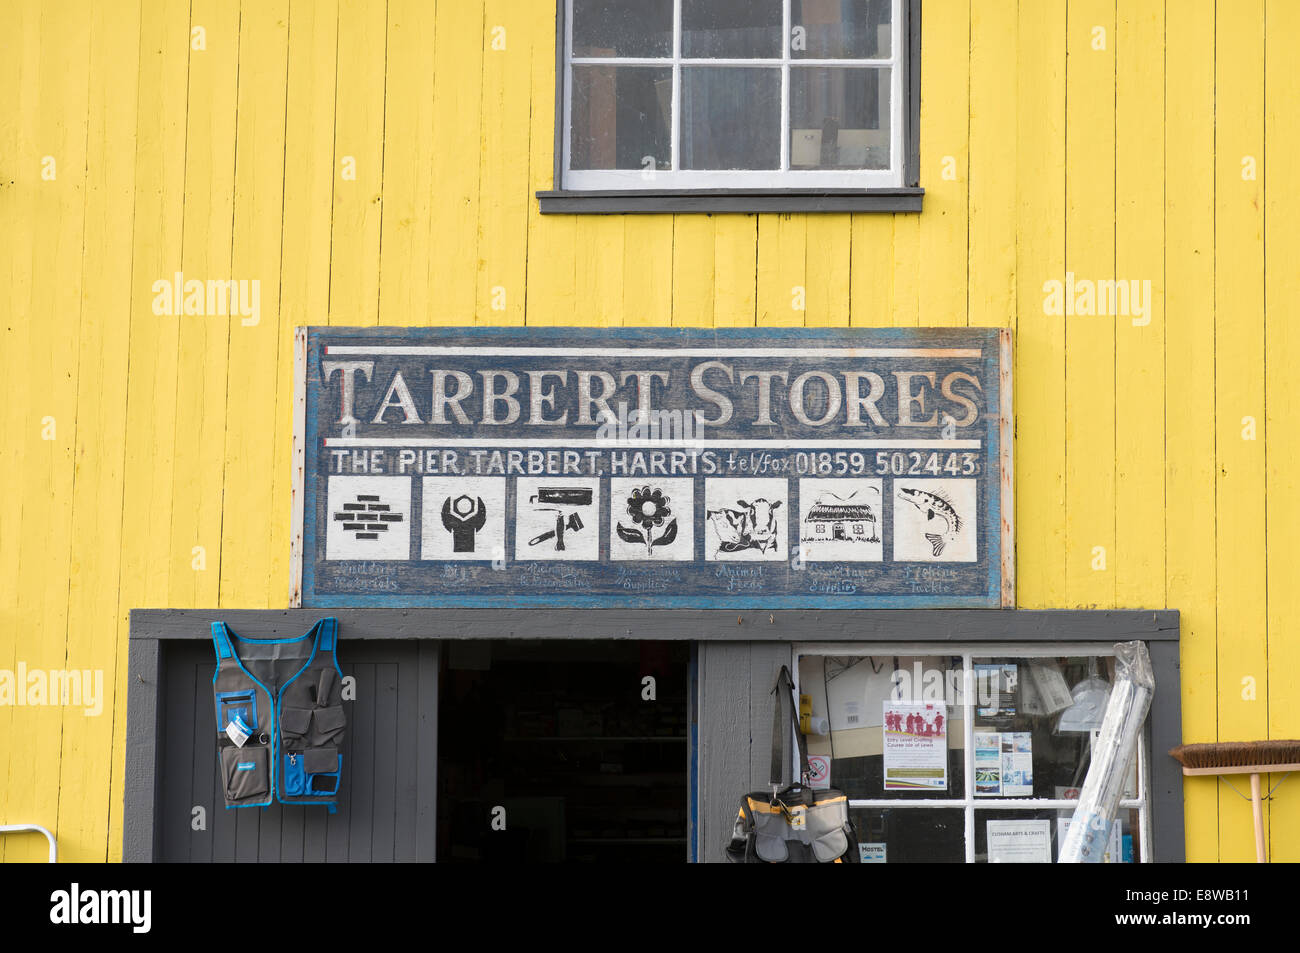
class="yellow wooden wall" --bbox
[0,0,1295,863]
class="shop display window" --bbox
[795,644,1150,863]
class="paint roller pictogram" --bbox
[528,486,593,551]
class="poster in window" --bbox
[882,701,948,791]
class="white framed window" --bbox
[793,643,1153,864]
[563,0,906,191]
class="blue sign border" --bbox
[297,326,1009,609]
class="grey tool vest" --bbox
[211,618,345,812]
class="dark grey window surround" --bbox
[125,607,1182,863]
[538,0,925,215]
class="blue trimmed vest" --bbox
[211,618,345,812]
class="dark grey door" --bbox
[156,640,438,862]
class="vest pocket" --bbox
[283,752,307,796]
[310,706,346,747]
[303,746,340,796]
[281,706,312,743]
[221,746,269,801]
[216,690,258,733]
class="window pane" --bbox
[790,67,890,169]
[681,67,781,170]
[799,654,966,799]
[682,0,783,58]
[851,808,964,863]
[572,0,673,58]
[792,0,893,58]
[970,656,1129,799]
[977,809,1142,863]
[570,66,672,170]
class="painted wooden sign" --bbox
[291,327,1013,608]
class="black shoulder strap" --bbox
[769,666,810,788]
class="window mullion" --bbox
[671,0,681,173]
[563,0,573,182]
[963,652,975,862]
[891,0,905,183]
[780,0,791,172]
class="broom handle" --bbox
[1250,773,1265,863]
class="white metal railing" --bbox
[0,825,57,863]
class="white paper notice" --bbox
[882,701,948,791]
[986,819,1051,863]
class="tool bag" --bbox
[725,666,859,863]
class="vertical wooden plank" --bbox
[848,215,893,326]
[1014,0,1066,608]
[1214,0,1267,863]
[671,216,715,327]
[121,639,163,861]
[392,644,420,861]
[476,0,531,327]
[917,0,968,328]
[697,641,750,863]
[271,0,338,605]
[110,0,191,859]
[377,0,436,327]
[429,0,485,324]
[370,662,398,861]
[1063,0,1115,608]
[6,0,92,863]
[221,0,290,611]
[803,215,851,328]
[415,641,439,861]
[0,0,36,614]
[713,216,757,327]
[188,659,215,862]
[1114,1,1165,608]
[622,216,674,325]
[967,0,1016,330]
[756,214,806,327]
[56,0,142,862]
[0,10,38,807]
[345,662,376,860]
[157,654,191,860]
[168,0,239,614]
[573,217,625,326]
[523,0,576,327]
[890,213,919,325]
[1164,0,1218,862]
[1264,0,1300,862]
[328,0,386,325]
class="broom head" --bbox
[1170,740,1300,771]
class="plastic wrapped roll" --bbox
[1058,641,1154,863]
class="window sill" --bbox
[536,187,924,215]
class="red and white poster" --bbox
[882,701,948,791]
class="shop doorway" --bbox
[437,640,692,862]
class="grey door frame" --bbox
[125,608,1181,863]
